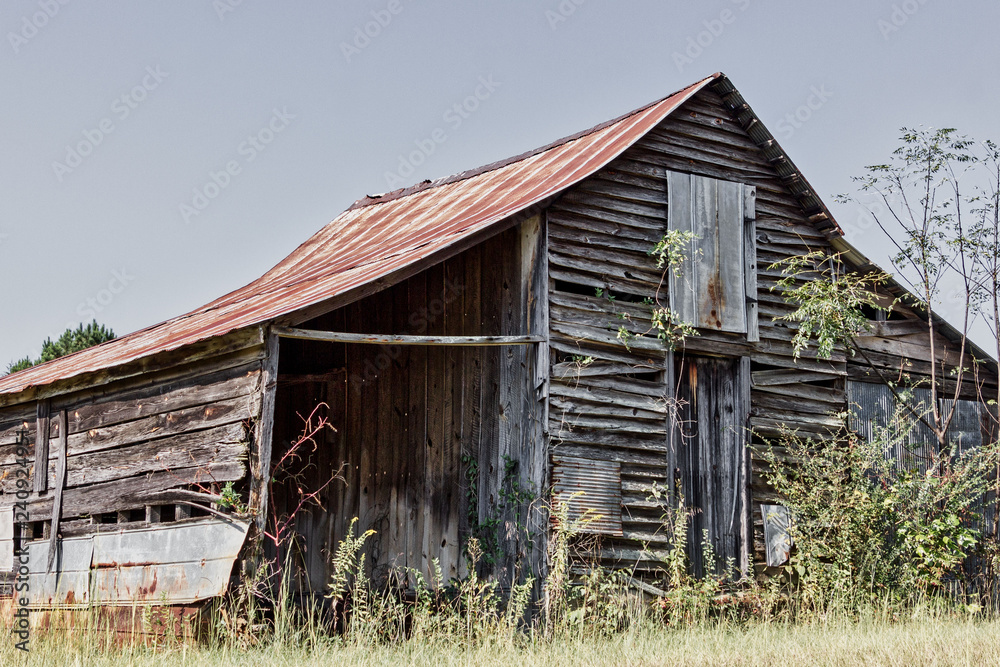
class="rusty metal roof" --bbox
[0,76,720,398]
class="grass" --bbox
[4,615,1000,666]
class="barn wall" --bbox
[546,84,1000,577]
[545,85,848,574]
[273,221,546,594]
[0,327,267,601]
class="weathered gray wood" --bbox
[46,410,68,572]
[4,421,248,494]
[273,326,543,347]
[252,332,279,533]
[33,399,50,493]
[25,460,246,522]
[0,326,266,410]
[744,186,759,343]
[751,369,838,386]
[59,361,261,436]
[738,356,752,575]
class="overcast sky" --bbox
[1,0,998,368]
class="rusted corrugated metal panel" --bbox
[0,77,717,399]
[26,517,249,608]
[552,455,622,536]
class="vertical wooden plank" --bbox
[373,287,394,576]
[343,304,364,549]
[443,255,465,579]
[692,175,721,332]
[524,214,549,591]
[406,273,428,576]
[33,399,50,493]
[424,263,447,578]
[460,245,483,579]
[738,356,752,576]
[498,226,523,584]
[45,409,67,572]
[478,233,503,576]
[717,180,746,334]
[665,351,679,499]
[145,505,162,523]
[389,281,410,573]
[667,172,697,326]
[743,185,759,343]
[252,331,280,533]
[357,304,378,568]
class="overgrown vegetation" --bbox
[760,409,1000,615]
[6,319,115,374]
[616,229,700,351]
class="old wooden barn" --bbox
[1,73,997,615]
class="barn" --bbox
[1,72,996,617]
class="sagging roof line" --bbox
[0,75,719,399]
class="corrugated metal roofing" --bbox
[0,76,719,397]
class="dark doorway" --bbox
[673,354,750,577]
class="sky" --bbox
[1,0,999,368]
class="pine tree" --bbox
[6,320,115,375]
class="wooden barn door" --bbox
[673,354,751,577]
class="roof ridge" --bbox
[347,76,719,211]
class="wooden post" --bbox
[251,330,280,532]
[45,409,68,573]
[33,399,50,493]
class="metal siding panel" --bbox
[25,517,250,608]
[551,455,622,536]
[0,506,13,572]
[26,536,93,607]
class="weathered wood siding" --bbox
[546,83,1000,576]
[546,85,849,572]
[0,330,265,534]
[272,221,546,593]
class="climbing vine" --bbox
[612,230,701,352]
[462,454,537,567]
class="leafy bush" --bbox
[759,410,1000,612]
